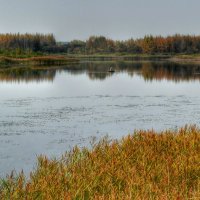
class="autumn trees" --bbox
[67,34,200,54]
[0,33,56,53]
[1,33,200,55]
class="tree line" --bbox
[67,35,200,54]
[1,33,200,54]
[0,33,56,53]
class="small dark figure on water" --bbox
[108,67,115,73]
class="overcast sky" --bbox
[0,0,199,41]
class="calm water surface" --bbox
[1,60,200,176]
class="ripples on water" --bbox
[0,60,200,176]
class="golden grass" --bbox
[0,125,200,199]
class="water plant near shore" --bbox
[0,125,200,199]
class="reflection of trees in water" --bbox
[82,61,200,82]
[0,67,56,82]
[66,61,142,81]
[73,61,200,82]
[0,61,200,82]
[140,62,200,82]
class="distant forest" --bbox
[1,33,200,54]
[0,33,56,53]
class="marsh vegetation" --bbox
[1,33,200,199]
[0,126,199,199]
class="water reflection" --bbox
[0,61,200,82]
[0,67,56,82]
[1,60,200,176]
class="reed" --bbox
[0,125,200,199]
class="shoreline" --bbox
[1,54,200,68]
[168,55,200,64]
[66,53,200,64]
[0,55,79,66]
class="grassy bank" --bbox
[2,53,200,67]
[169,54,200,64]
[70,53,200,62]
[0,126,200,199]
[69,53,200,64]
[68,53,171,60]
[0,56,79,66]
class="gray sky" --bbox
[0,0,199,41]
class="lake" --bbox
[1,60,200,176]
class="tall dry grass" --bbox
[0,125,200,199]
